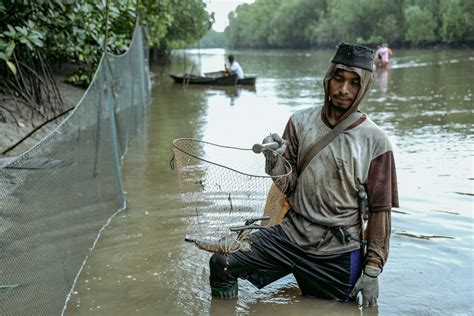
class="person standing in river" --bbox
[209,42,399,306]
[374,43,392,69]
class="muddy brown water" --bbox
[66,48,473,315]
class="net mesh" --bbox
[172,138,291,254]
[0,24,149,315]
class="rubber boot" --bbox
[211,283,238,299]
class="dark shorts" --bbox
[209,225,362,301]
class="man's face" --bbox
[329,69,361,111]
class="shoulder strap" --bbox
[298,111,363,175]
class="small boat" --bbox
[169,71,257,86]
[205,71,257,86]
[237,76,257,86]
[170,73,238,85]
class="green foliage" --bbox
[138,0,213,51]
[191,30,225,48]
[49,1,136,64]
[0,0,136,82]
[164,0,213,49]
[0,0,212,83]
[224,0,474,48]
[226,0,282,48]
[404,5,437,45]
[268,0,324,48]
[440,0,474,43]
[63,67,92,88]
[0,1,49,74]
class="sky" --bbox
[205,0,255,32]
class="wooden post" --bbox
[104,0,110,52]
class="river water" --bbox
[66,48,473,315]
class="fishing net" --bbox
[172,138,292,254]
[0,23,149,315]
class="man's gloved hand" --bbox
[349,266,381,307]
[253,133,288,174]
[262,133,287,154]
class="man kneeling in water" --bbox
[209,43,398,306]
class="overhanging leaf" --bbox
[5,59,17,75]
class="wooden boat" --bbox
[238,76,257,85]
[169,71,257,86]
[170,73,238,85]
[205,71,257,86]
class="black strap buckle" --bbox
[330,226,352,245]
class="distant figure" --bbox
[225,55,244,79]
[374,43,392,69]
[374,45,382,66]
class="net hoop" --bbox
[172,138,293,179]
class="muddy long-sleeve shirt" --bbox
[272,105,399,269]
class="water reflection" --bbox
[67,48,473,316]
[209,292,374,316]
[181,85,257,106]
[161,48,472,315]
[374,67,390,93]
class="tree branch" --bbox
[2,106,75,155]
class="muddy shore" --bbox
[0,73,85,157]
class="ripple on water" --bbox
[393,230,455,240]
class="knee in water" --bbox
[209,253,228,270]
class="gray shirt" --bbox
[272,105,398,256]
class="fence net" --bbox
[0,23,150,315]
[172,138,292,255]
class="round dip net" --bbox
[172,138,292,255]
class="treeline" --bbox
[0,0,211,123]
[0,0,212,82]
[192,29,226,48]
[225,0,474,48]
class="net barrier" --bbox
[172,138,292,255]
[0,23,150,315]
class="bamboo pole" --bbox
[104,0,110,52]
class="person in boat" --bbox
[209,42,399,306]
[224,55,244,79]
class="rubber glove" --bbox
[259,133,287,174]
[262,133,287,155]
[350,266,381,307]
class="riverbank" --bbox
[0,73,85,157]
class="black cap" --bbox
[331,42,374,72]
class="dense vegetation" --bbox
[225,0,474,48]
[192,29,226,48]
[0,0,212,123]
